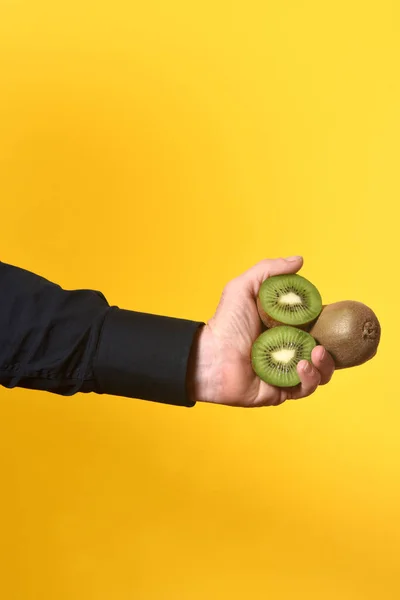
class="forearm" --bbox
[95,307,203,406]
[0,261,203,407]
[0,261,109,396]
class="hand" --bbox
[188,256,335,407]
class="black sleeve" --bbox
[0,261,204,407]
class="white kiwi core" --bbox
[272,348,296,363]
[279,292,302,306]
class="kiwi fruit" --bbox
[251,325,317,387]
[309,300,381,369]
[257,273,322,329]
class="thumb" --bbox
[239,256,304,298]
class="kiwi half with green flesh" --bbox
[257,273,322,329]
[309,300,381,369]
[251,326,317,387]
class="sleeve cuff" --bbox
[93,307,204,407]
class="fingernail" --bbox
[285,255,302,262]
[303,362,312,374]
[319,347,326,360]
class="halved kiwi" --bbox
[251,325,316,387]
[257,273,322,329]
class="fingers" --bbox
[238,256,304,298]
[311,345,335,385]
[290,359,322,399]
[221,256,304,310]
[254,380,286,407]
[285,346,335,401]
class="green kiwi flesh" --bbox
[251,326,317,387]
[257,274,322,329]
[309,300,381,369]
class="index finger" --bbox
[238,256,304,298]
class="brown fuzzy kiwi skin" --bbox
[256,296,319,331]
[308,301,381,369]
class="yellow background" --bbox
[0,1,398,598]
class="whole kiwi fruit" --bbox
[308,300,381,369]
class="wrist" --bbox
[186,324,218,404]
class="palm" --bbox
[208,288,284,407]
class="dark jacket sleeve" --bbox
[0,261,204,407]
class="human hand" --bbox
[188,256,335,407]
